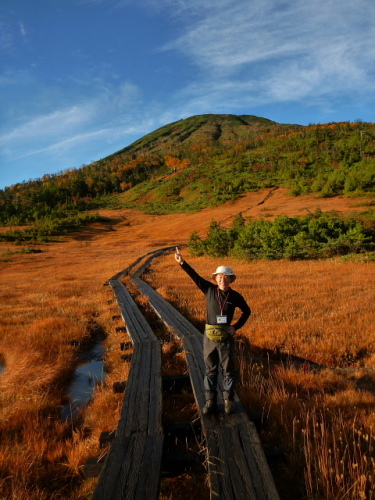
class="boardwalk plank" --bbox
[92,275,163,500]
[135,278,201,337]
[239,420,280,500]
[228,423,260,500]
[149,343,163,435]
[217,426,243,499]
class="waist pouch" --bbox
[205,324,230,342]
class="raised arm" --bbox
[174,247,212,294]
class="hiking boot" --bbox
[224,399,233,415]
[203,400,216,415]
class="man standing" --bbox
[174,247,251,415]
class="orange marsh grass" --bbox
[147,253,375,499]
[0,233,140,499]
[148,255,375,367]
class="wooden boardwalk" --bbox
[92,248,280,500]
[92,263,164,500]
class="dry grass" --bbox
[0,189,374,499]
[149,256,375,367]
[147,253,375,499]
[0,221,140,498]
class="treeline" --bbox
[1,115,375,225]
[188,210,375,260]
[0,155,162,225]
[0,211,105,244]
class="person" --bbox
[174,247,251,415]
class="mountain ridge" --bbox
[105,113,282,160]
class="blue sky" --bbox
[1,0,374,190]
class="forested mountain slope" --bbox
[1,114,374,224]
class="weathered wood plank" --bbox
[113,284,151,342]
[110,434,163,500]
[135,278,201,337]
[148,342,163,435]
[238,421,280,500]
[228,423,260,499]
[92,274,163,500]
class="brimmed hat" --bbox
[212,265,236,282]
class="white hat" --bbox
[212,266,236,281]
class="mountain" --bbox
[106,114,280,159]
[1,114,374,224]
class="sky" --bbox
[1,0,374,190]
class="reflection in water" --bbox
[61,343,106,421]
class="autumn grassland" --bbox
[1,189,375,499]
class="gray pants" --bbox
[203,334,236,401]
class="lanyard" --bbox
[216,288,230,315]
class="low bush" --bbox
[189,210,375,260]
[0,212,105,243]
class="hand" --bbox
[175,246,184,264]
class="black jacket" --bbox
[180,261,251,331]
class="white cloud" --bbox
[0,21,14,53]
[0,80,145,162]
[162,0,375,105]
[0,18,29,55]
[164,2,289,68]
[11,129,108,160]
[77,0,375,106]
[19,22,26,38]
[0,106,95,143]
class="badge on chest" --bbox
[216,315,228,324]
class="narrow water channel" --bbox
[61,342,106,421]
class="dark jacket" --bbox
[180,261,251,331]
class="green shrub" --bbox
[189,211,374,260]
[0,213,105,243]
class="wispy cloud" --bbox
[0,21,14,53]
[161,0,375,105]
[0,80,159,166]
[11,129,108,161]
[0,106,95,143]
[19,22,26,38]
[1,17,29,55]
[77,0,375,106]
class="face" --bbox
[215,273,232,291]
